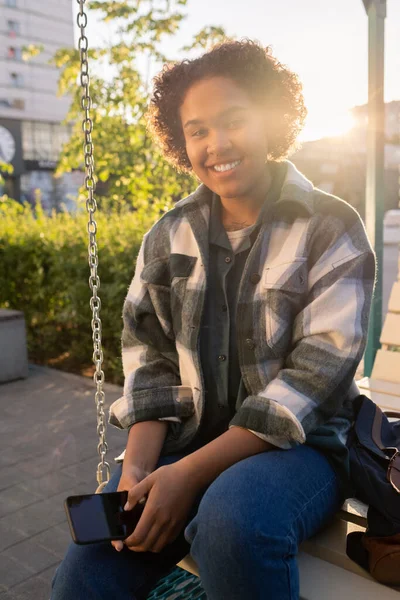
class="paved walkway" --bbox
[0,366,126,600]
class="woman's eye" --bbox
[192,129,207,138]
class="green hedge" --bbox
[0,199,152,384]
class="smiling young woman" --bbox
[52,40,375,600]
[149,40,306,231]
[180,76,272,229]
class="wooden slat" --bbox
[339,498,368,527]
[371,350,400,385]
[358,373,400,395]
[380,313,400,347]
[358,387,400,411]
[177,555,199,577]
[300,518,369,579]
[388,281,400,313]
[298,553,400,600]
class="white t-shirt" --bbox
[226,224,256,254]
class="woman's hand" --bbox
[122,461,200,554]
[111,465,149,552]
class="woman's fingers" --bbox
[123,501,154,548]
[126,521,168,553]
[111,540,124,552]
[148,528,171,554]
[125,476,152,510]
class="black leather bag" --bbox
[346,394,400,584]
[347,395,400,531]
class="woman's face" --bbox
[180,76,269,201]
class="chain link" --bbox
[77,0,110,489]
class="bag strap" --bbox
[371,404,400,494]
[371,407,400,452]
[384,411,400,420]
[372,407,384,450]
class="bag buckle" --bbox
[387,449,400,494]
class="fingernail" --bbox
[124,502,130,511]
[115,542,123,552]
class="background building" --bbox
[292,101,400,220]
[0,0,81,211]
[352,100,400,144]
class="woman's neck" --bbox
[221,168,272,231]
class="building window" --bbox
[6,0,17,6]
[7,47,22,61]
[10,72,24,88]
[22,121,73,161]
[22,121,34,159]
[0,98,24,110]
[7,20,20,36]
[35,122,53,160]
[13,98,25,109]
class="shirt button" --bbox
[250,273,261,284]
[225,256,232,263]
[222,304,228,312]
[245,339,255,350]
[218,354,227,361]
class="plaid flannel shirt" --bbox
[109,161,376,455]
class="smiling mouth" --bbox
[211,160,242,173]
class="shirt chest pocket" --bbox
[140,254,197,336]
[141,254,197,285]
[262,258,308,355]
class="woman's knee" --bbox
[185,493,296,581]
[184,448,340,565]
[185,461,287,562]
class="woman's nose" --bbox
[207,131,233,157]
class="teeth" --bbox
[214,160,241,173]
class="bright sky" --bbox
[74,0,400,141]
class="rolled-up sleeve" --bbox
[109,237,194,431]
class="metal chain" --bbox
[77,0,110,490]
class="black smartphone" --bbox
[64,491,145,545]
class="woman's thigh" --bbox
[51,452,192,600]
[184,444,343,599]
[186,444,342,546]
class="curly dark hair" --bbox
[147,39,307,172]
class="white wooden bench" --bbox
[358,279,400,407]
[176,276,400,597]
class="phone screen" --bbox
[65,492,143,544]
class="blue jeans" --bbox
[51,445,343,600]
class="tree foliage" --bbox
[53,0,228,211]
[0,160,13,188]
